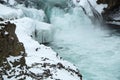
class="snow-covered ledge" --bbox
[12,17,82,80]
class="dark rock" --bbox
[0,21,27,79]
[0,18,4,21]
[96,0,120,29]
[15,0,25,4]
[96,0,120,11]
[0,0,5,4]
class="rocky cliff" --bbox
[97,0,120,28]
[97,0,120,11]
[0,21,27,79]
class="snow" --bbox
[9,0,16,5]
[0,4,19,20]
[72,0,108,13]
[12,17,80,79]
[0,4,81,80]
[4,31,9,35]
[0,26,4,30]
[114,17,120,21]
[107,21,120,25]
[11,17,76,69]
[7,56,22,63]
[0,4,45,21]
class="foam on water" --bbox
[50,7,120,80]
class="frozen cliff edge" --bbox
[0,3,82,80]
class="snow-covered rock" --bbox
[11,17,82,80]
[0,21,27,80]
[0,4,21,20]
[0,3,82,80]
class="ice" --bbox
[21,8,45,22]
[12,17,53,44]
[34,21,54,44]
[107,21,120,25]
[8,0,15,5]
[43,0,67,5]
[4,31,9,35]
[0,4,45,21]
[0,4,18,20]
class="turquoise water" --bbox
[50,7,120,80]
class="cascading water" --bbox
[25,0,120,80]
[48,3,120,80]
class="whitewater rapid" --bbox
[50,7,120,80]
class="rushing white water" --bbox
[50,7,120,80]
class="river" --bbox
[49,7,120,80]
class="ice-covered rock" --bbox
[12,17,54,44]
[21,8,45,22]
[0,4,45,22]
[0,4,21,20]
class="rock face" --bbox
[0,0,5,4]
[96,0,120,28]
[97,0,120,11]
[0,21,27,79]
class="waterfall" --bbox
[19,0,120,80]
[87,0,104,24]
[48,1,120,80]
